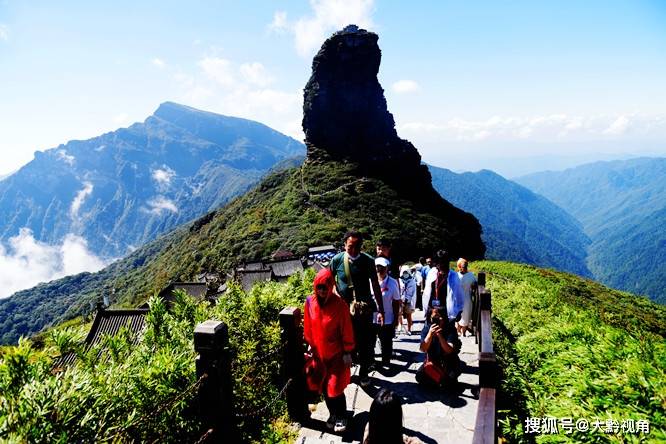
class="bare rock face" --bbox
[302,25,486,261]
[302,25,430,191]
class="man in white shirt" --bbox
[374,257,401,367]
[456,258,477,336]
[422,250,464,323]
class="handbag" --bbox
[304,351,325,393]
[422,357,446,385]
[343,253,373,317]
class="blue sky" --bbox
[1,0,665,177]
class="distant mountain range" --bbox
[429,166,591,277]
[517,157,666,303]
[0,102,304,260]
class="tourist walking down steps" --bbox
[375,257,401,367]
[303,268,355,433]
[329,231,385,387]
[422,250,464,323]
[398,265,416,335]
[456,258,477,337]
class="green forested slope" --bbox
[473,261,666,443]
[0,275,315,443]
[429,166,591,277]
[516,157,666,303]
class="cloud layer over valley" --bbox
[0,229,108,299]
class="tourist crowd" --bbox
[303,231,477,436]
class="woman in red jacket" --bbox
[304,268,355,433]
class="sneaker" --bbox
[333,417,348,433]
[359,376,371,387]
[326,415,335,430]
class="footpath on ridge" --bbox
[296,310,480,443]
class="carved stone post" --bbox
[194,320,236,441]
[280,307,307,422]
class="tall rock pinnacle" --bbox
[302,25,429,191]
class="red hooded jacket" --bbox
[304,268,355,397]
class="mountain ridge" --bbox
[0,102,305,261]
[516,157,666,303]
[429,165,591,277]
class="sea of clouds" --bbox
[0,228,107,299]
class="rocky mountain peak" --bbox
[302,25,439,196]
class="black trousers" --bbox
[378,324,394,364]
[324,393,346,417]
[351,312,375,378]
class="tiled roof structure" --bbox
[244,262,266,271]
[159,282,208,302]
[53,308,148,369]
[238,269,274,292]
[267,258,304,278]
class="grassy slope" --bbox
[473,261,666,443]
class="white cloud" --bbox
[60,234,106,276]
[152,57,166,68]
[268,11,289,34]
[174,55,304,142]
[113,113,130,125]
[199,57,236,87]
[0,228,107,299]
[0,24,8,42]
[56,149,75,166]
[145,196,178,215]
[269,0,376,57]
[392,80,419,94]
[151,166,176,189]
[70,181,93,220]
[235,88,302,114]
[603,115,631,136]
[397,113,666,143]
[239,62,274,87]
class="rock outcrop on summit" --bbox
[303,25,485,259]
[303,26,423,187]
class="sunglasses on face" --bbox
[315,285,328,291]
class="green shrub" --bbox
[476,261,666,443]
[0,273,314,443]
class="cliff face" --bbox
[303,25,485,258]
[303,25,428,191]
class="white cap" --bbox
[375,257,390,268]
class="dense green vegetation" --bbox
[472,261,666,443]
[516,157,666,303]
[1,158,483,344]
[4,258,663,443]
[429,166,591,277]
[0,271,314,443]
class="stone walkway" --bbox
[295,310,480,443]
